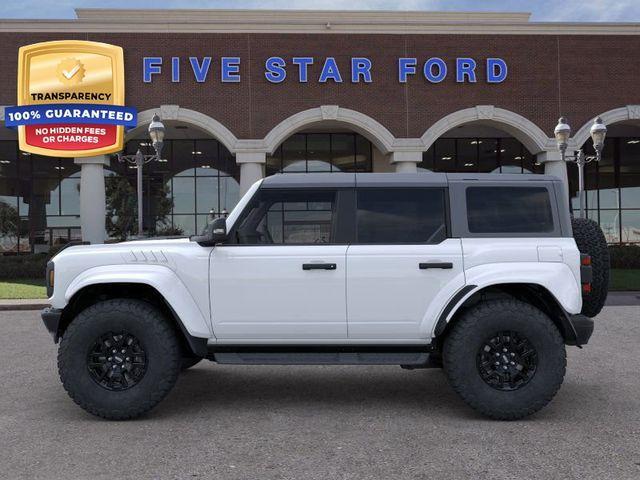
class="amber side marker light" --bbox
[48,268,54,289]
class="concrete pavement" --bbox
[0,308,639,480]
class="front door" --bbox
[210,187,348,341]
[346,187,465,340]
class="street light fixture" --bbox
[553,116,607,219]
[117,113,166,237]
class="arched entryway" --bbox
[418,123,543,175]
[261,106,399,179]
[417,106,561,182]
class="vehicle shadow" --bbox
[152,363,475,419]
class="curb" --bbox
[0,301,50,312]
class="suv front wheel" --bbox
[443,299,566,420]
[58,299,182,420]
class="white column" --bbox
[390,151,421,173]
[236,152,266,195]
[74,155,109,244]
[537,151,569,193]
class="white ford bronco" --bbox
[42,173,608,420]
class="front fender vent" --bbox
[124,250,169,264]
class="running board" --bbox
[207,346,436,366]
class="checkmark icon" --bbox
[62,64,80,79]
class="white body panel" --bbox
[345,240,465,340]
[456,237,582,315]
[50,238,213,338]
[210,245,348,340]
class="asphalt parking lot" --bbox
[1,308,639,480]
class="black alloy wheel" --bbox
[87,331,147,391]
[476,330,537,391]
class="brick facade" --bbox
[0,32,638,140]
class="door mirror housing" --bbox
[190,217,228,246]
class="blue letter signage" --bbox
[142,56,508,84]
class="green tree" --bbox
[105,176,176,240]
[0,201,20,247]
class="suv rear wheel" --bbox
[443,299,566,420]
[58,299,182,420]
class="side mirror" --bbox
[210,217,227,243]
[190,217,227,246]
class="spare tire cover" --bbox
[571,217,610,317]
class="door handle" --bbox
[302,263,337,271]
[419,262,453,270]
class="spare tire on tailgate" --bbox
[571,217,610,317]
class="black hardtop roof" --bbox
[260,172,561,188]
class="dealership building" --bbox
[0,8,639,252]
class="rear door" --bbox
[346,187,465,340]
[210,187,349,340]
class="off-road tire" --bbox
[181,357,203,371]
[571,217,610,317]
[443,299,566,420]
[58,299,182,420]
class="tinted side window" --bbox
[466,186,554,233]
[356,188,447,244]
[236,189,336,244]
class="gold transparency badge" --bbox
[6,40,134,157]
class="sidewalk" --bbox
[605,291,640,306]
[0,292,638,312]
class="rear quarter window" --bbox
[466,186,554,234]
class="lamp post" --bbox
[117,114,166,236]
[554,116,607,219]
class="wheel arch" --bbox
[433,283,580,346]
[59,282,208,357]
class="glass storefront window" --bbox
[566,136,640,244]
[421,137,531,174]
[172,214,196,236]
[621,210,640,243]
[307,134,331,172]
[456,138,478,171]
[478,139,499,173]
[434,138,456,171]
[196,176,219,214]
[620,137,640,209]
[282,134,306,172]
[500,138,524,173]
[332,134,355,172]
[599,210,621,244]
[267,132,373,174]
[220,176,240,213]
[355,134,373,172]
[60,176,80,215]
[420,146,435,171]
[173,140,195,177]
[172,177,196,214]
[0,141,18,177]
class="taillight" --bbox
[580,254,592,296]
